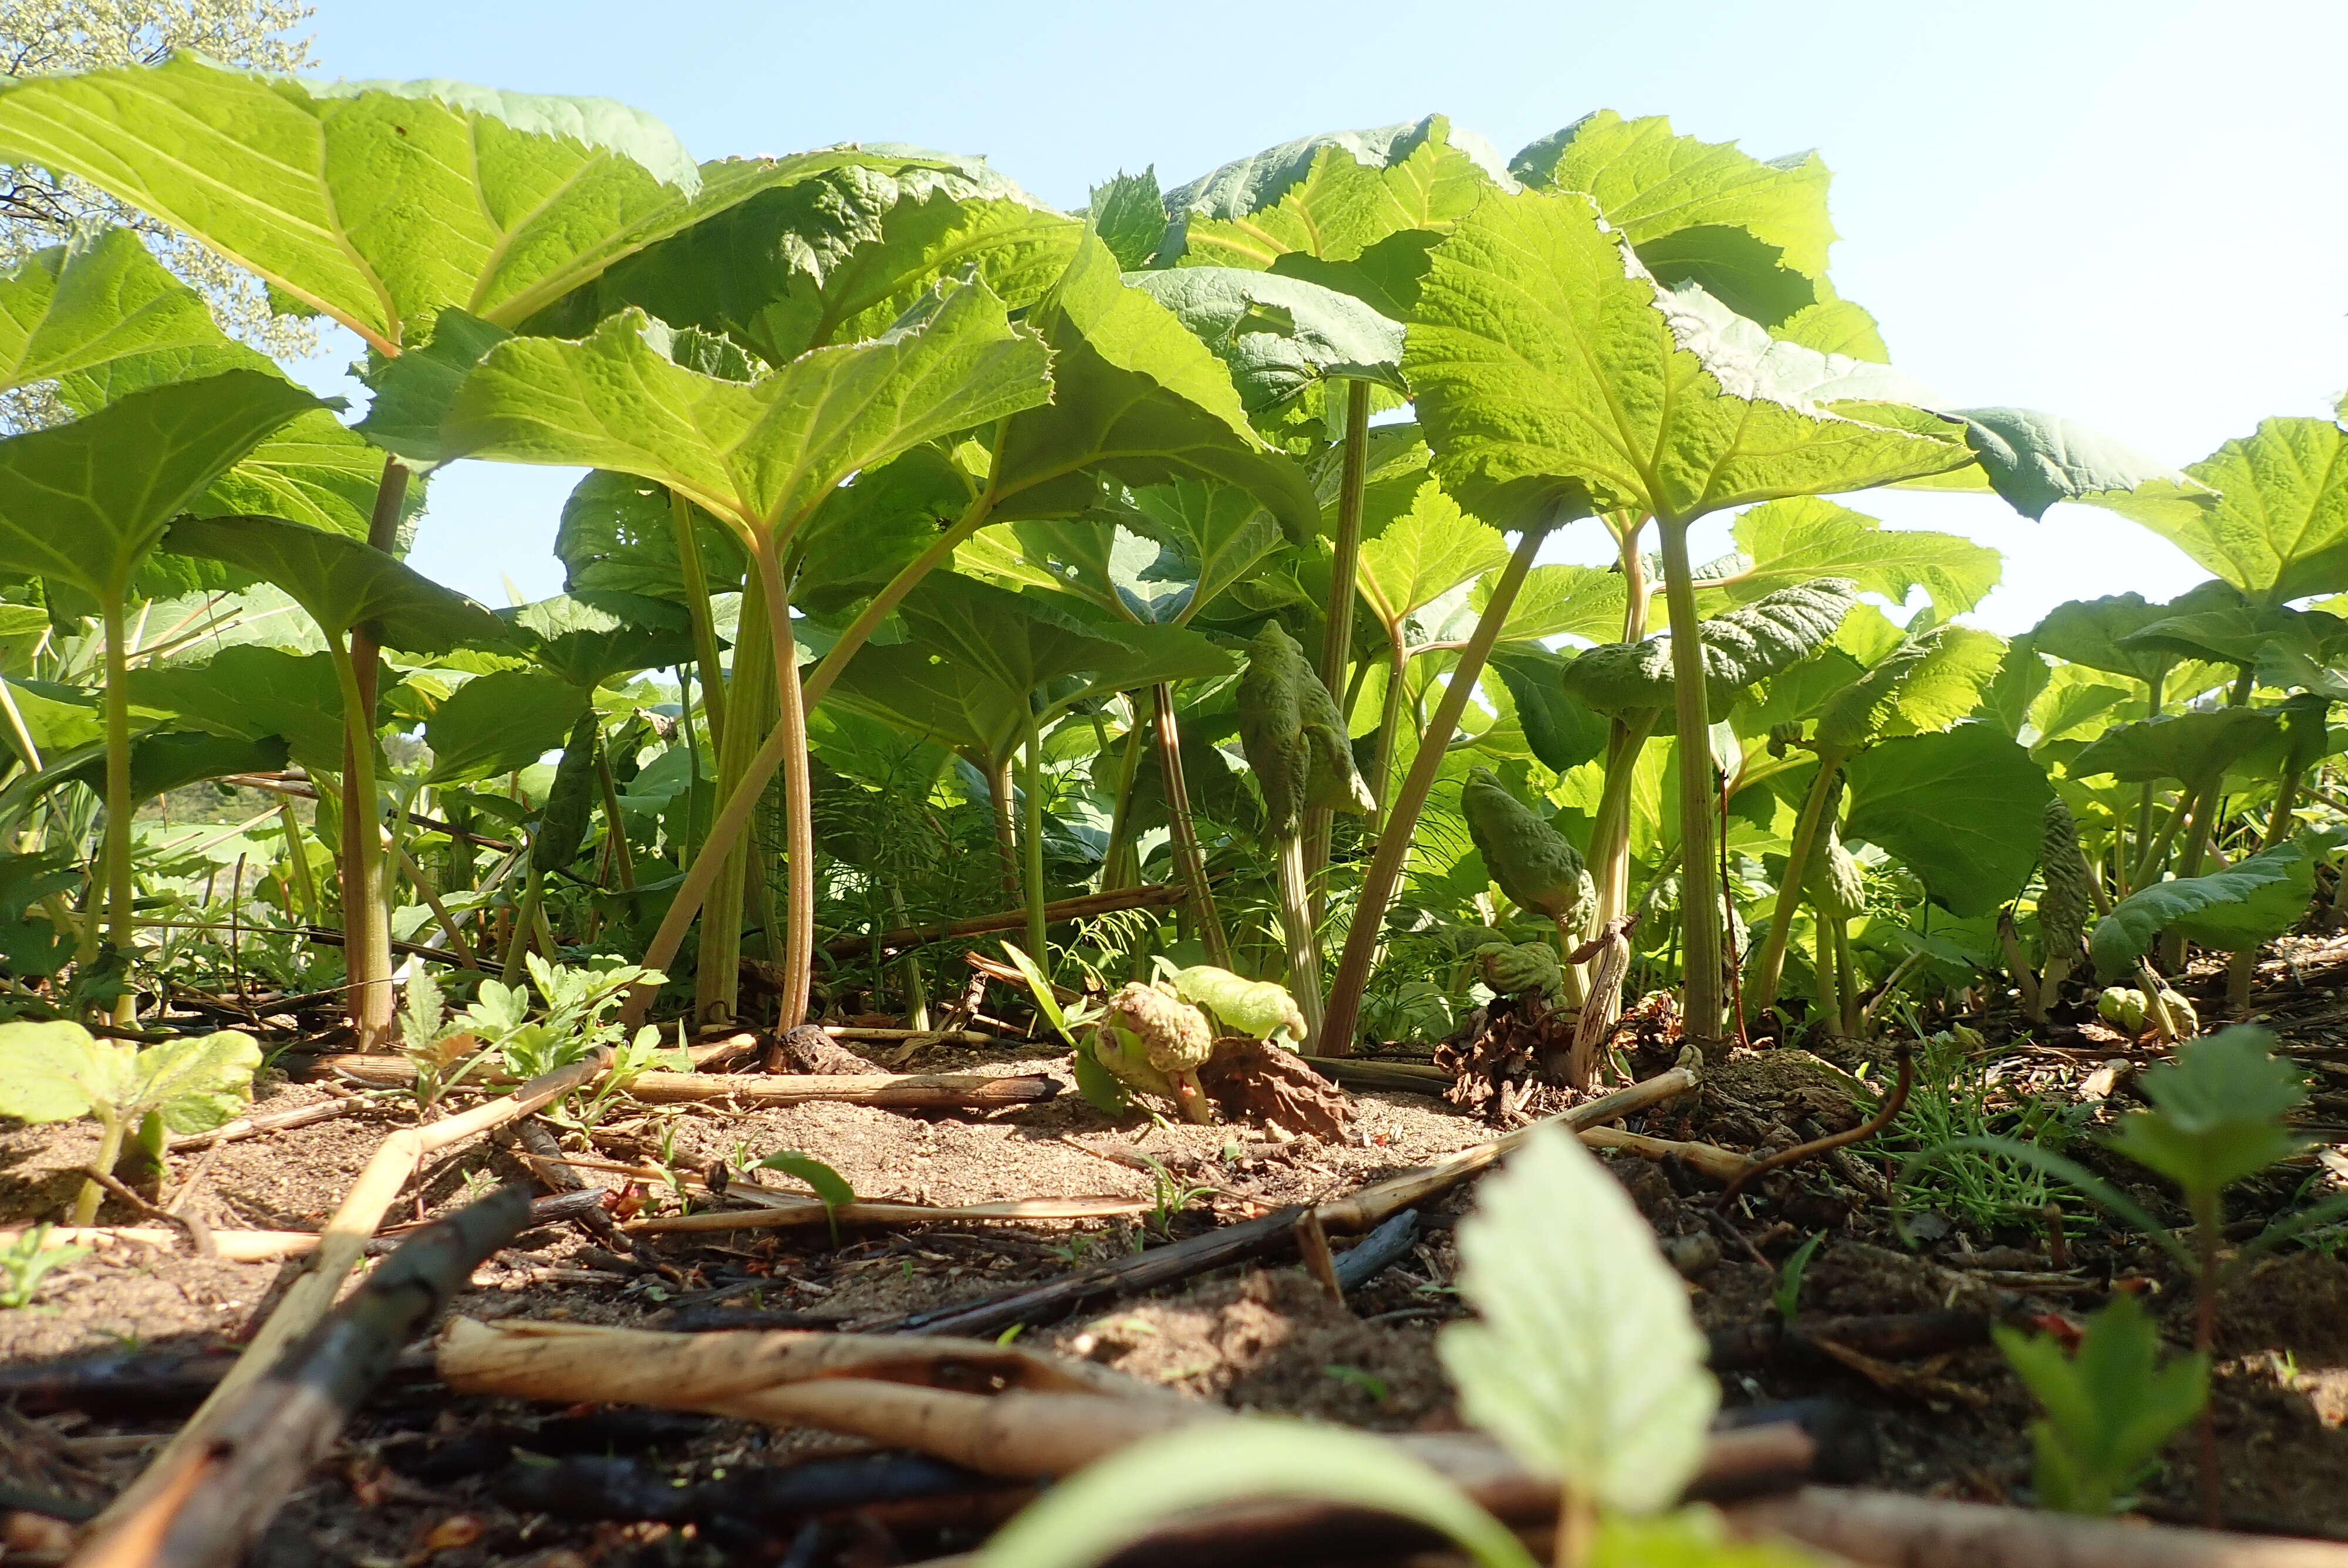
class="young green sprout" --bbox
[0,1022,259,1225]
[1994,1292,2208,1517]
[1909,1025,2347,1526]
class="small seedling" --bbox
[1995,1292,2208,1516]
[753,1150,856,1243]
[1128,1152,1214,1241]
[1773,1233,1824,1323]
[0,1020,260,1224]
[1323,1364,1391,1404]
[1909,1025,2348,1523]
[0,1224,87,1309]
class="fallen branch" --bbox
[1725,1485,2348,1568]
[71,1188,534,1568]
[0,1226,319,1263]
[867,1057,1703,1337]
[1706,1309,1998,1371]
[436,1314,1819,1533]
[164,1093,357,1152]
[1580,1125,1752,1183]
[301,1053,1060,1110]
[819,883,1191,959]
[1315,1058,1453,1094]
[83,1049,610,1535]
[1718,1040,1913,1209]
[1331,1210,1419,1293]
[628,1195,1151,1235]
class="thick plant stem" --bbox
[1573,518,1653,1071]
[1274,833,1328,1052]
[670,491,728,749]
[276,800,321,928]
[1746,751,1845,1021]
[693,569,778,1026]
[501,865,545,985]
[2160,778,2224,972]
[1304,380,1373,888]
[1021,709,1049,975]
[1098,708,1145,892]
[594,744,636,890]
[1364,629,1408,840]
[2226,768,2305,1011]
[98,594,135,992]
[338,458,409,1040]
[70,1113,123,1226]
[623,492,1003,1028]
[328,637,392,1050]
[1153,682,1232,968]
[987,755,1020,895]
[1320,516,1554,1057]
[752,549,818,1032]
[1657,515,1724,1046]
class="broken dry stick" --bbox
[629,1195,1151,1235]
[72,1188,534,1568]
[871,1059,1702,1337]
[85,1047,611,1537]
[436,1316,1814,1513]
[304,1054,1060,1110]
[1725,1485,2348,1568]
[165,1094,356,1151]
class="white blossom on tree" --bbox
[0,1,319,363]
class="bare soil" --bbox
[5,940,2348,1564]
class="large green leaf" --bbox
[1843,721,2053,917]
[566,159,1080,366]
[1405,190,1971,528]
[1512,110,1835,329]
[2119,600,2345,671]
[2031,592,2191,683]
[2090,832,2347,976]
[827,641,1025,763]
[1128,266,1404,410]
[1482,563,1626,647]
[165,512,508,651]
[504,594,691,689]
[1674,496,1999,621]
[1124,481,1284,622]
[444,278,1051,551]
[1486,646,1611,772]
[0,227,247,406]
[0,55,943,354]
[2101,1027,2310,1193]
[1356,479,1508,630]
[425,670,591,784]
[130,646,373,772]
[1931,408,2218,525]
[896,573,1233,715]
[1168,116,1510,272]
[2105,418,2348,602]
[554,469,746,603]
[24,728,289,811]
[1813,625,2008,752]
[2068,708,2281,786]
[794,445,975,617]
[0,370,324,607]
[1440,1124,1715,1510]
[990,234,1318,542]
[1559,579,1858,717]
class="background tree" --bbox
[0,0,317,429]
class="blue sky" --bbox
[300,1,2348,633]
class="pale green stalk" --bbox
[1153,681,1232,968]
[1657,514,1723,1045]
[1022,708,1049,974]
[1276,832,1327,1050]
[1320,516,1556,1056]
[670,490,727,750]
[327,634,392,1049]
[1746,751,1845,1019]
[1304,380,1372,890]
